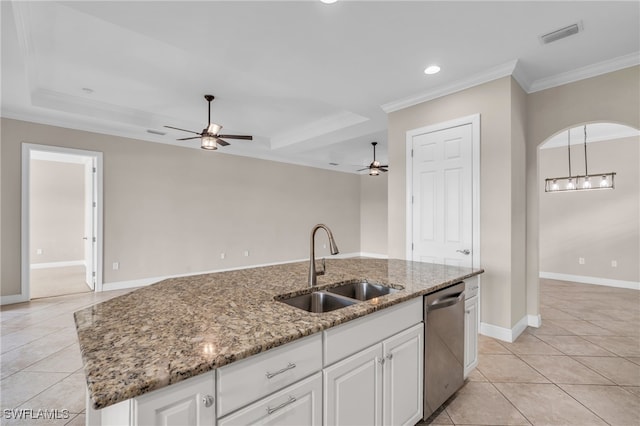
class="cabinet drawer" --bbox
[465,276,479,299]
[217,333,322,417]
[324,298,422,366]
[218,372,322,426]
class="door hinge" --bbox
[411,243,414,250]
[92,271,96,277]
[93,201,96,208]
[92,237,96,243]
[92,167,96,173]
[411,195,414,204]
[411,149,414,157]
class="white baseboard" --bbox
[358,252,389,259]
[30,260,85,269]
[480,314,540,343]
[0,293,29,305]
[540,271,639,290]
[102,252,367,293]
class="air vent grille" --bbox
[540,22,581,44]
[147,129,166,136]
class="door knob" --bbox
[456,249,471,255]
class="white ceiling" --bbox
[2,1,639,173]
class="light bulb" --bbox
[582,177,591,189]
[201,135,217,150]
[551,180,559,191]
[566,179,575,190]
[600,175,609,188]
[369,168,380,176]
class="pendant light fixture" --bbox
[545,125,616,192]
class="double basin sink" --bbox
[278,281,401,313]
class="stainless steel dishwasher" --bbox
[423,281,465,420]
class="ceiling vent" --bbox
[540,22,582,44]
[147,129,166,136]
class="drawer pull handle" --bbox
[265,362,296,379]
[267,396,297,415]
[202,394,214,408]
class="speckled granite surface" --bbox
[74,258,482,409]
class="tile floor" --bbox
[421,279,640,426]
[1,279,638,426]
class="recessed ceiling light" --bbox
[81,87,94,94]
[424,65,441,75]
[320,0,338,4]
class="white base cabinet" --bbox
[218,373,322,426]
[464,277,480,378]
[324,323,424,426]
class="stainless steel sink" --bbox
[279,291,357,313]
[327,281,400,301]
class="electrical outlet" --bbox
[243,250,250,257]
[578,257,585,265]
[36,248,43,255]
[323,243,327,249]
[611,260,618,268]
[220,252,225,260]
[112,262,119,270]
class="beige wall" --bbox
[1,118,361,296]
[526,66,640,315]
[360,173,388,256]
[30,160,85,263]
[388,76,525,330]
[539,136,640,282]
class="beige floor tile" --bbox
[582,335,640,357]
[526,320,574,336]
[478,354,549,383]
[501,333,563,355]
[23,343,83,374]
[0,371,69,410]
[419,406,453,425]
[573,356,640,386]
[1,325,65,354]
[18,372,86,415]
[560,384,640,426]
[1,333,77,379]
[535,335,616,356]
[624,386,640,397]
[444,382,529,425]
[0,415,69,425]
[65,414,86,426]
[466,368,488,382]
[627,356,640,366]
[539,306,579,320]
[588,320,640,337]
[478,335,511,354]
[520,355,614,385]
[495,382,607,425]
[549,319,615,335]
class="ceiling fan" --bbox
[358,142,388,176]
[165,95,253,150]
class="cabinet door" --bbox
[464,295,479,377]
[218,373,322,426]
[323,344,383,426]
[382,323,424,426]
[135,373,215,426]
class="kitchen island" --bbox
[75,258,483,424]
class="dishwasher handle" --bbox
[427,292,464,311]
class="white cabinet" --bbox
[382,324,424,426]
[464,277,479,377]
[324,323,424,426]
[135,372,216,426]
[218,373,322,426]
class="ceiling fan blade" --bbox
[216,138,230,147]
[218,134,253,140]
[164,125,202,135]
[379,168,389,172]
[356,167,370,172]
[379,165,389,168]
[177,136,201,141]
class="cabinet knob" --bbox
[202,394,214,408]
[377,357,385,365]
[385,353,393,360]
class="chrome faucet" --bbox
[309,224,339,287]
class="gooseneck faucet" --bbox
[309,224,339,287]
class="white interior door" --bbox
[410,123,473,267]
[83,158,96,289]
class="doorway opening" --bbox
[21,144,103,299]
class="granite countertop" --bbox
[74,258,483,409]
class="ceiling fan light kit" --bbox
[357,141,389,176]
[165,94,253,151]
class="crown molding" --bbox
[527,52,640,93]
[381,60,519,113]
